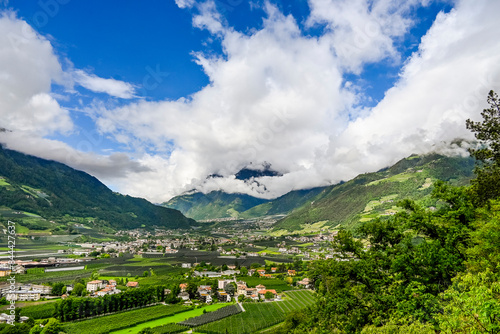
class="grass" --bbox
[151,323,188,333]
[367,172,415,186]
[419,178,433,190]
[19,301,57,319]
[14,224,30,234]
[111,304,229,334]
[363,194,399,212]
[0,178,10,187]
[240,277,291,292]
[270,221,330,236]
[268,229,289,237]
[257,249,280,255]
[0,268,90,284]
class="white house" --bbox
[218,279,233,290]
[177,292,190,301]
[6,290,41,301]
[86,280,105,292]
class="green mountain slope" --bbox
[164,191,270,220]
[0,145,195,230]
[164,186,326,221]
[239,187,326,218]
[273,154,475,233]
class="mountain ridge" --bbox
[0,145,195,230]
[274,153,475,232]
[164,153,475,228]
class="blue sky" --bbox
[7,0,450,103]
[0,0,499,202]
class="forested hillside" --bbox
[0,146,195,229]
[274,153,475,232]
[239,187,325,218]
[165,154,474,226]
[165,187,326,221]
[164,190,270,220]
[268,90,500,334]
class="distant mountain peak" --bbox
[235,162,282,181]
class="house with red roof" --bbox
[126,281,139,288]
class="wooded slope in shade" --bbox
[0,145,195,229]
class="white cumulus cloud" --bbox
[93,0,500,203]
[73,69,137,99]
[0,11,72,136]
[2,0,500,205]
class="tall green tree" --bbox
[71,283,85,296]
[466,90,500,204]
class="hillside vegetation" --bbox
[164,154,474,227]
[164,191,269,221]
[239,187,325,219]
[0,145,195,230]
[273,153,475,232]
[267,90,500,334]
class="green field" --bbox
[19,301,57,319]
[62,304,187,334]
[194,290,315,334]
[112,304,229,334]
[363,194,398,212]
[0,178,10,187]
[150,323,188,333]
[366,172,416,186]
[2,268,89,284]
[240,277,291,292]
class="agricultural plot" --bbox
[11,268,89,284]
[240,277,291,292]
[111,304,228,334]
[367,172,416,186]
[195,290,315,334]
[179,304,242,327]
[62,304,187,334]
[151,323,188,333]
[19,302,56,319]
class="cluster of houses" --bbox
[0,283,52,301]
[192,269,239,278]
[81,279,139,297]
[0,257,89,276]
[0,278,143,302]
[247,268,297,277]
[0,313,28,324]
[0,278,146,302]
[73,229,340,262]
[74,237,190,256]
[176,279,283,304]
[234,281,278,301]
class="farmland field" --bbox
[194,290,315,334]
[111,304,229,334]
[62,304,187,334]
[150,323,188,333]
[179,304,242,327]
[19,301,57,319]
[5,268,90,284]
[240,277,292,292]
